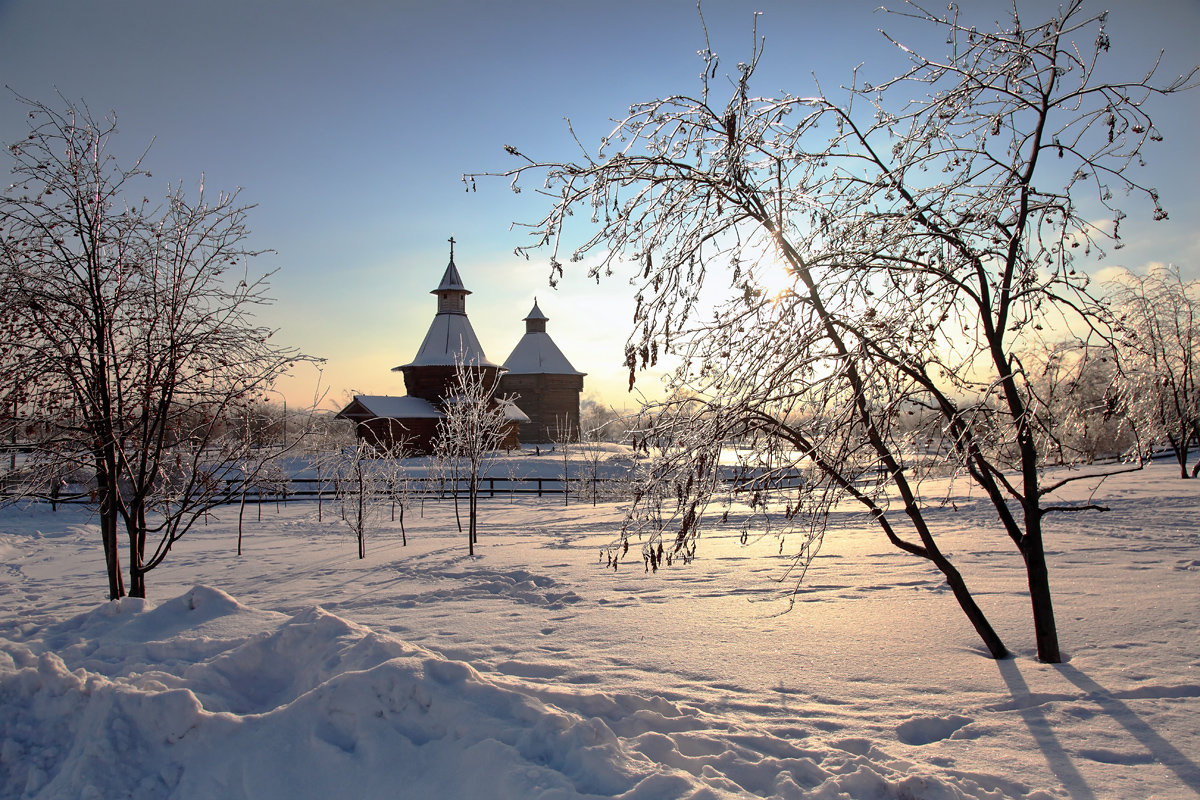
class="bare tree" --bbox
[551,416,573,507]
[576,420,609,507]
[0,94,315,598]
[430,415,464,534]
[1109,264,1200,477]
[380,441,415,546]
[471,3,1195,661]
[302,408,355,523]
[331,441,389,559]
[436,356,514,555]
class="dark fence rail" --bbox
[1,471,807,507]
[250,476,620,500]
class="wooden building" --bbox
[336,248,528,454]
[498,300,586,442]
[334,394,444,453]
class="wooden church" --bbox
[336,243,584,453]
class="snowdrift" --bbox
[3,462,1198,799]
[4,585,1002,800]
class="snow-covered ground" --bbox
[1,457,1198,799]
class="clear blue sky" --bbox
[2,0,1196,410]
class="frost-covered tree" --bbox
[472,2,1195,661]
[551,417,574,507]
[575,421,609,507]
[579,397,630,443]
[1026,341,1133,465]
[380,443,416,546]
[1110,264,1200,477]
[303,407,355,524]
[0,94,315,598]
[436,356,514,555]
[331,442,390,559]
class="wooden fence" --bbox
[2,471,807,507]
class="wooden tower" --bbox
[498,299,586,442]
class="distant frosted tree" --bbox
[580,397,630,443]
[381,442,416,546]
[436,356,513,555]
[1027,342,1133,465]
[576,421,609,507]
[303,407,356,523]
[332,442,389,559]
[1110,265,1200,477]
[473,2,1195,661]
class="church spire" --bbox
[523,298,548,333]
[432,235,470,313]
[396,240,497,375]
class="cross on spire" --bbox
[448,235,456,261]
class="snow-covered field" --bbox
[1,457,1198,799]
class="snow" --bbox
[398,310,498,369]
[503,331,586,376]
[524,300,549,322]
[2,460,1199,799]
[342,395,445,420]
[435,260,469,293]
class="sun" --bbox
[751,260,798,301]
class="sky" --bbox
[1,0,1197,411]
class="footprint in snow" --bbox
[895,714,973,745]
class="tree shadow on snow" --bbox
[1057,664,1200,795]
[996,659,1200,799]
[995,658,1097,800]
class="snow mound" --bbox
[0,587,1007,800]
[0,588,695,799]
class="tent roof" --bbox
[523,299,548,322]
[433,258,469,294]
[502,331,584,376]
[396,312,500,370]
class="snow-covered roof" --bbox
[523,299,548,322]
[433,259,469,295]
[499,398,531,423]
[396,313,500,369]
[442,395,531,423]
[502,332,585,376]
[339,395,444,420]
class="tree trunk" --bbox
[453,475,462,534]
[1022,516,1062,663]
[238,489,246,556]
[930,551,1009,659]
[1167,432,1189,479]
[317,468,323,522]
[468,475,478,553]
[95,457,124,600]
[99,494,124,600]
[470,483,478,546]
[128,564,146,598]
[357,470,366,559]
